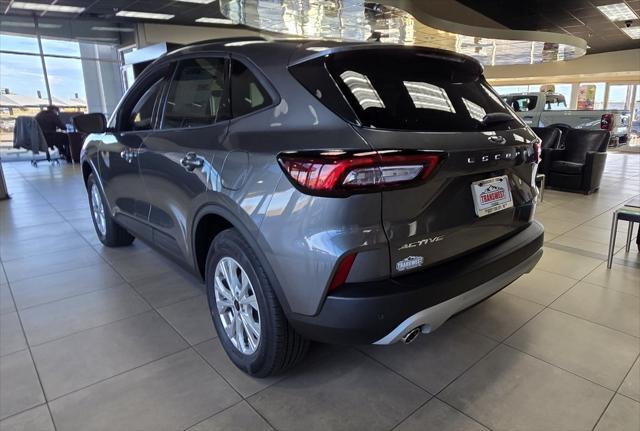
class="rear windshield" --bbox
[293,49,521,132]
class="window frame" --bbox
[155,54,230,132]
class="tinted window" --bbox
[125,77,164,131]
[324,50,520,132]
[230,60,272,118]
[162,57,226,129]
[502,95,538,112]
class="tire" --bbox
[205,228,309,377]
[86,173,135,247]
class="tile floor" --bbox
[0,154,639,431]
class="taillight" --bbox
[601,113,613,131]
[532,140,542,164]
[278,150,442,197]
[327,252,357,293]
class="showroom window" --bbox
[606,84,633,110]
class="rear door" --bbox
[137,55,230,262]
[322,49,539,275]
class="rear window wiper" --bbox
[481,112,514,127]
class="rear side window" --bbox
[161,57,226,129]
[230,60,272,118]
[295,49,520,132]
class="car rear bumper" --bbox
[288,221,544,345]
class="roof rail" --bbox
[190,36,267,46]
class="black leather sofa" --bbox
[545,129,609,194]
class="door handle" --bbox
[180,152,204,172]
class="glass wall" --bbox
[0,16,134,159]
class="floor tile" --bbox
[3,246,104,282]
[19,285,150,345]
[0,222,77,244]
[551,281,640,337]
[506,308,640,390]
[536,247,604,280]
[594,394,640,431]
[584,262,640,297]
[620,357,640,402]
[109,252,183,283]
[131,269,204,308]
[452,291,544,341]
[502,268,577,306]
[0,312,27,357]
[187,401,273,431]
[0,405,54,431]
[248,348,429,431]
[0,350,45,420]
[440,345,613,431]
[195,339,282,398]
[0,233,88,262]
[10,264,125,310]
[32,311,187,400]
[361,321,497,394]
[395,398,488,431]
[49,349,240,431]
[157,295,217,345]
[0,284,16,315]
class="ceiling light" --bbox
[597,3,639,21]
[195,17,235,25]
[621,26,640,38]
[1,21,61,29]
[116,11,174,20]
[176,0,217,3]
[10,2,85,13]
[91,26,135,32]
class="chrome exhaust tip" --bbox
[401,327,421,344]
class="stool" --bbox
[607,207,640,268]
[535,173,546,202]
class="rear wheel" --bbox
[205,228,308,377]
[87,173,134,247]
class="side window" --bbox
[230,60,272,118]
[161,57,226,129]
[124,77,165,132]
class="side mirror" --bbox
[73,113,107,134]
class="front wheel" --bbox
[86,173,134,247]
[205,228,308,377]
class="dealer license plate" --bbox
[471,175,513,217]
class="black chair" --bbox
[546,129,609,194]
[531,126,562,176]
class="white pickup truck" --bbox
[501,92,631,146]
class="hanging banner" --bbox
[577,85,596,110]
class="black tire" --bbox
[205,228,309,377]
[86,173,135,247]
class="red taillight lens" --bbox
[601,113,613,131]
[328,252,357,293]
[278,150,441,196]
[532,140,542,164]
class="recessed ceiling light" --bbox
[597,3,639,21]
[176,0,217,3]
[91,26,135,33]
[115,11,174,20]
[195,17,235,25]
[10,2,85,13]
[621,26,640,38]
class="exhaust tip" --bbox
[401,327,421,344]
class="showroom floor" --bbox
[0,154,639,431]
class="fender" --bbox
[192,203,294,315]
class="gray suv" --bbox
[78,38,544,377]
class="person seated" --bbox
[35,105,69,159]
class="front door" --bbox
[98,69,168,239]
[137,55,230,262]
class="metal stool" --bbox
[535,173,546,202]
[607,206,640,268]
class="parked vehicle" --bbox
[79,38,544,377]
[502,92,631,146]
